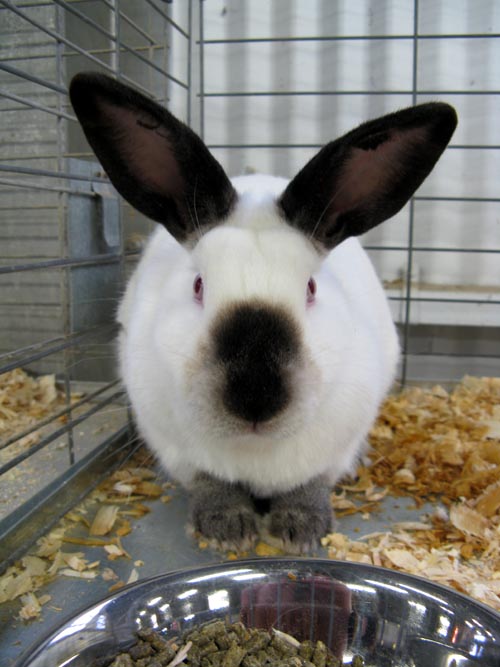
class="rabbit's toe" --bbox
[191,504,258,551]
[189,472,258,551]
[267,477,333,553]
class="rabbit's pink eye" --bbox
[307,277,317,304]
[193,274,204,303]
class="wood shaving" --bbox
[367,376,500,501]
[89,505,119,536]
[102,567,119,581]
[126,567,139,585]
[271,628,301,648]
[104,543,127,559]
[20,555,47,576]
[108,580,126,593]
[322,514,500,610]
[254,541,284,557]
[475,481,500,517]
[324,376,500,611]
[449,504,489,539]
[62,552,89,572]
[59,568,98,579]
[166,640,193,667]
[116,519,132,537]
[19,592,51,620]
[0,445,167,620]
[133,481,163,497]
[0,369,80,444]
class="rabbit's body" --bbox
[70,72,456,549]
[118,174,399,496]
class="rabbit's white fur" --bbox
[118,173,399,496]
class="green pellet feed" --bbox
[100,620,365,667]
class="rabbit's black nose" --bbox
[212,302,300,424]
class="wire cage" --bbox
[0,0,192,570]
[0,0,499,627]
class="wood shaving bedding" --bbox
[0,368,83,501]
[1,374,499,620]
[0,447,165,619]
[0,368,76,444]
[367,376,500,502]
[0,368,165,618]
[323,376,500,611]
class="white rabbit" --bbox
[70,72,457,551]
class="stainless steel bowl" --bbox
[15,558,500,667]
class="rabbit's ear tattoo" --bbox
[279,103,457,251]
[70,72,236,245]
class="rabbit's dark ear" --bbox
[279,103,457,251]
[70,72,236,244]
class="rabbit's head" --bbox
[70,73,457,441]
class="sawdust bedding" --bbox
[0,371,499,620]
[325,376,500,610]
[0,368,64,446]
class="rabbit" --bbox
[70,72,457,552]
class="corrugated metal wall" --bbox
[0,0,190,379]
[1,3,65,374]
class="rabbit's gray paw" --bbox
[268,477,333,553]
[189,473,258,551]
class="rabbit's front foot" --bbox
[189,472,258,551]
[267,476,333,553]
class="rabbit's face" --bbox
[185,192,322,438]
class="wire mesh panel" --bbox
[198,0,500,383]
[0,0,499,572]
[0,0,192,568]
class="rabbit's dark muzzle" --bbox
[212,301,301,424]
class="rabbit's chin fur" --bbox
[117,174,399,497]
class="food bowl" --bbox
[15,558,500,667]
